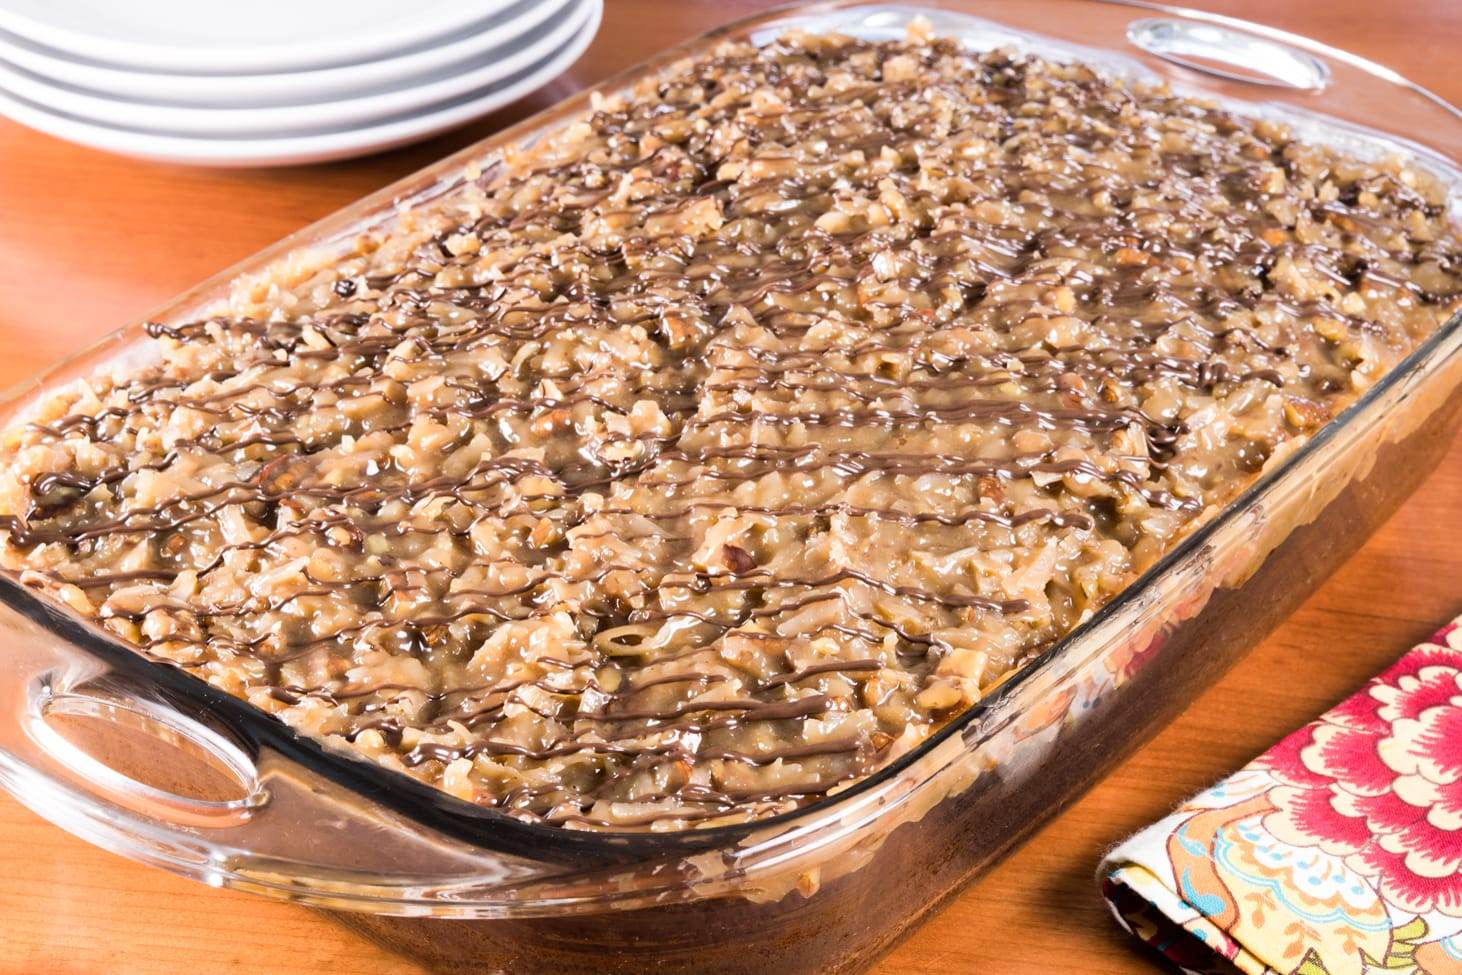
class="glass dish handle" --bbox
[1108,0,1461,160]
[1125,17,1329,90]
[0,595,558,910]
[18,676,268,829]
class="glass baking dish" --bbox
[1,2,1459,972]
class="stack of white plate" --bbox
[0,0,602,166]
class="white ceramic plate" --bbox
[0,1,601,167]
[0,1,592,136]
[0,0,516,74]
[0,0,572,108]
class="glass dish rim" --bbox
[1,0,1459,866]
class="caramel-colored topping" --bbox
[3,27,1458,830]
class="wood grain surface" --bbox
[1,2,1459,972]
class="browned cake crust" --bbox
[3,24,1458,830]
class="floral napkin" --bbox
[1098,616,1462,975]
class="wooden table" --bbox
[1,2,1458,972]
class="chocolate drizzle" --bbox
[2,29,1458,831]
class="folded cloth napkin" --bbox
[1098,616,1462,975]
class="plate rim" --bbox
[0,0,520,74]
[0,0,574,106]
[0,1,601,167]
[0,0,593,136]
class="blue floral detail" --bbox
[1175,820,1210,857]
[1178,869,1229,918]
[1208,828,1390,933]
